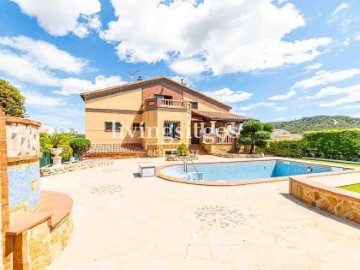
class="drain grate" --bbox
[90,184,122,195]
[195,205,245,228]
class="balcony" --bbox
[144,98,190,111]
[201,134,235,145]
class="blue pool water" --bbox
[161,160,346,182]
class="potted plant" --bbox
[70,138,91,161]
[176,143,189,156]
[47,133,66,156]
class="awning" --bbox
[191,111,250,122]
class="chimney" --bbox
[180,78,186,85]
[137,76,142,81]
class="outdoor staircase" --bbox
[85,143,148,158]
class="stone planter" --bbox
[51,147,63,167]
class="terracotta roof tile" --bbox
[192,110,250,122]
[80,76,232,111]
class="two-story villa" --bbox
[80,77,249,155]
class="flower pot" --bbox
[69,157,75,163]
[51,147,63,157]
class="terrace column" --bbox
[210,121,217,134]
[199,122,206,135]
[226,122,237,135]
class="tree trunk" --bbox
[249,143,255,154]
[231,136,237,153]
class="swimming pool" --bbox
[160,160,347,183]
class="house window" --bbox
[154,94,172,99]
[105,122,121,132]
[190,102,198,110]
[133,123,145,131]
[133,123,140,130]
[164,121,180,138]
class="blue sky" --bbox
[0,0,359,133]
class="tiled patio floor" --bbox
[42,156,360,270]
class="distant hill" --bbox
[271,115,360,134]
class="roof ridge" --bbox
[80,76,232,110]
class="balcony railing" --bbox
[201,134,235,145]
[144,98,190,111]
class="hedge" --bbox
[266,129,360,161]
[303,129,360,162]
[266,140,305,158]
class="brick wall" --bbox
[0,110,10,270]
[142,85,183,101]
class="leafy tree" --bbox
[0,79,26,117]
[263,123,275,133]
[70,138,91,160]
[239,120,272,154]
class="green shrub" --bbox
[303,129,360,161]
[60,145,73,162]
[176,143,189,156]
[266,140,305,158]
[266,129,360,161]
[70,138,91,160]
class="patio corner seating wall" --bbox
[0,110,73,270]
[289,170,360,224]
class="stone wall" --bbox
[5,118,41,213]
[202,144,252,155]
[41,160,113,177]
[1,111,73,270]
[289,177,360,224]
[13,214,73,270]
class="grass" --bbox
[291,158,360,169]
[339,184,360,193]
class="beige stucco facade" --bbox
[81,77,247,152]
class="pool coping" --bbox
[156,158,358,186]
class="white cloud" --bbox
[269,90,296,101]
[23,91,65,107]
[169,59,207,76]
[0,49,58,86]
[206,88,253,104]
[332,3,349,16]
[305,86,350,100]
[54,75,127,96]
[292,69,360,90]
[0,36,125,96]
[101,0,331,75]
[10,0,101,37]
[0,36,87,73]
[337,104,360,110]
[239,102,276,111]
[304,63,323,72]
[274,106,287,111]
[318,84,360,107]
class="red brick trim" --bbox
[86,108,142,114]
[5,117,41,127]
[7,154,42,165]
